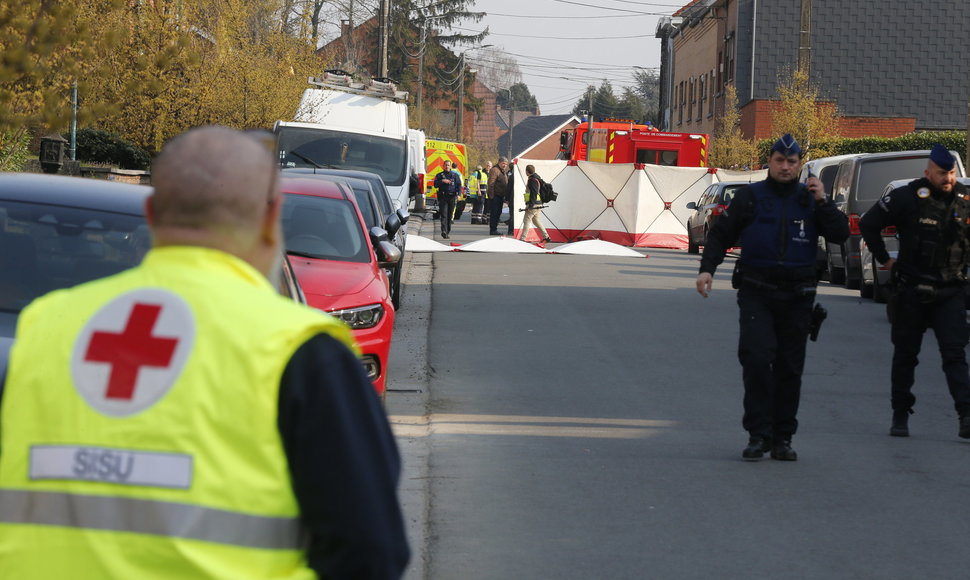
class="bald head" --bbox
[148,126,283,278]
[151,126,278,239]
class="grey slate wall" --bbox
[735,0,970,130]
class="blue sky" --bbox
[463,0,683,114]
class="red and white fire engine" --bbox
[558,119,709,168]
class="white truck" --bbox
[274,71,416,211]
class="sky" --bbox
[458,0,686,115]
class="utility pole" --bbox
[586,89,593,161]
[417,24,426,125]
[457,54,465,141]
[377,0,390,78]
[504,87,514,161]
[798,0,812,75]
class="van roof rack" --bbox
[308,71,408,102]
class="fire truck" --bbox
[558,120,709,167]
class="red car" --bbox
[279,176,402,398]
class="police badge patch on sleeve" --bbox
[917,187,931,199]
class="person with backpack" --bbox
[519,164,552,243]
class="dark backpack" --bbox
[538,178,557,203]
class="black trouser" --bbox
[438,193,457,235]
[488,195,505,232]
[505,195,514,235]
[737,285,814,441]
[890,285,970,416]
[470,196,484,218]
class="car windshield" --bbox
[0,199,147,314]
[857,157,932,203]
[282,194,369,263]
[277,126,407,187]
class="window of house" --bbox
[725,32,735,83]
[698,75,706,121]
[687,78,694,124]
[709,69,716,118]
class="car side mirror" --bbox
[376,240,402,265]
[397,208,410,225]
[369,226,390,244]
[686,202,697,210]
[384,212,402,237]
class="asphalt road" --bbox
[387,212,970,580]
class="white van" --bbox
[275,72,415,211]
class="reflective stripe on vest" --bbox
[0,489,303,550]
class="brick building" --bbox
[656,0,970,140]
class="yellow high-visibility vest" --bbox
[0,246,358,579]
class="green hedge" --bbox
[756,131,968,164]
[76,128,151,170]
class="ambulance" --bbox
[423,138,468,217]
[559,119,709,167]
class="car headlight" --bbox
[328,304,385,329]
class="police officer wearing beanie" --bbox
[860,144,970,439]
[696,134,849,462]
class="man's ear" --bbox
[263,195,283,245]
[144,196,155,226]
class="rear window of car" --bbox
[0,199,147,313]
[720,185,744,204]
[281,194,369,263]
[856,157,930,203]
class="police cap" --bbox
[770,133,802,158]
[929,144,956,171]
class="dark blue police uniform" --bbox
[699,135,849,461]
[859,145,970,438]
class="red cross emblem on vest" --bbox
[72,289,195,417]
[84,303,178,400]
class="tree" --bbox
[85,0,320,152]
[570,80,643,121]
[496,82,537,113]
[709,84,758,169]
[468,46,521,93]
[771,67,842,160]
[0,0,122,167]
[631,68,660,123]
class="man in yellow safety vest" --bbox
[0,126,410,579]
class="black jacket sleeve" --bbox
[814,197,850,246]
[859,187,913,265]
[278,334,410,579]
[698,186,754,275]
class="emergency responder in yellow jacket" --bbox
[0,126,409,579]
[467,165,489,224]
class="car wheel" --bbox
[872,259,890,304]
[845,265,861,290]
[390,262,403,310]
[827,253,845,285]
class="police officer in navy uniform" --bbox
[696,134,849,461]
[860,144,970,439]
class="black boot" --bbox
[959,415,970,439]
[770,439,798,461]
[891,409,912,437]
[741,436,771,461]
